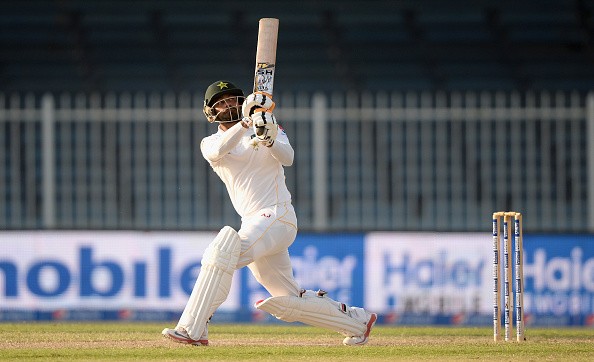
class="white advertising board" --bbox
[365,232,492,315]
[0,231,240,311]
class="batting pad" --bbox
[177,226,241,340]
[255,292,367,337]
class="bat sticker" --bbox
[255,63,275,94]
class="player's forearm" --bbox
[201,122,247,161]
[269,140,294,166]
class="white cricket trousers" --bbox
[237,201,300,298]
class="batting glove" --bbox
[242,92,275,118]
[252,111,278,147]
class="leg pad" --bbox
[255,290,367,337]
[177,226,241,339]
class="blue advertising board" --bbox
[241,233,365,309]
[521,234,594,326]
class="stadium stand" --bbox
[1,1,593,232]
[0,0,593,93]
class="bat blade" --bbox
[253,18,279,96]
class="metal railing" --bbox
[1,90,592,232]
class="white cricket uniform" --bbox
[170,122,373,345]
[200,121,300,297]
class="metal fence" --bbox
[1,90,593,232]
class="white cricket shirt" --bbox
[200,122,294,218]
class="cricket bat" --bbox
[253,18,279,97]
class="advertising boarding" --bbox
[0,231,239,320]
[1,231,594,325]
[365,232,594,326]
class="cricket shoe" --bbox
[162,326,208,346]
[342,311,377,346]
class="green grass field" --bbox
[1,322,594,361]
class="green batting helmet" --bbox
[204,80,244,106]
[203,80,245,123]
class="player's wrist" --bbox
[240,118,250,129]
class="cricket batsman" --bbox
[162,80,376,346]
